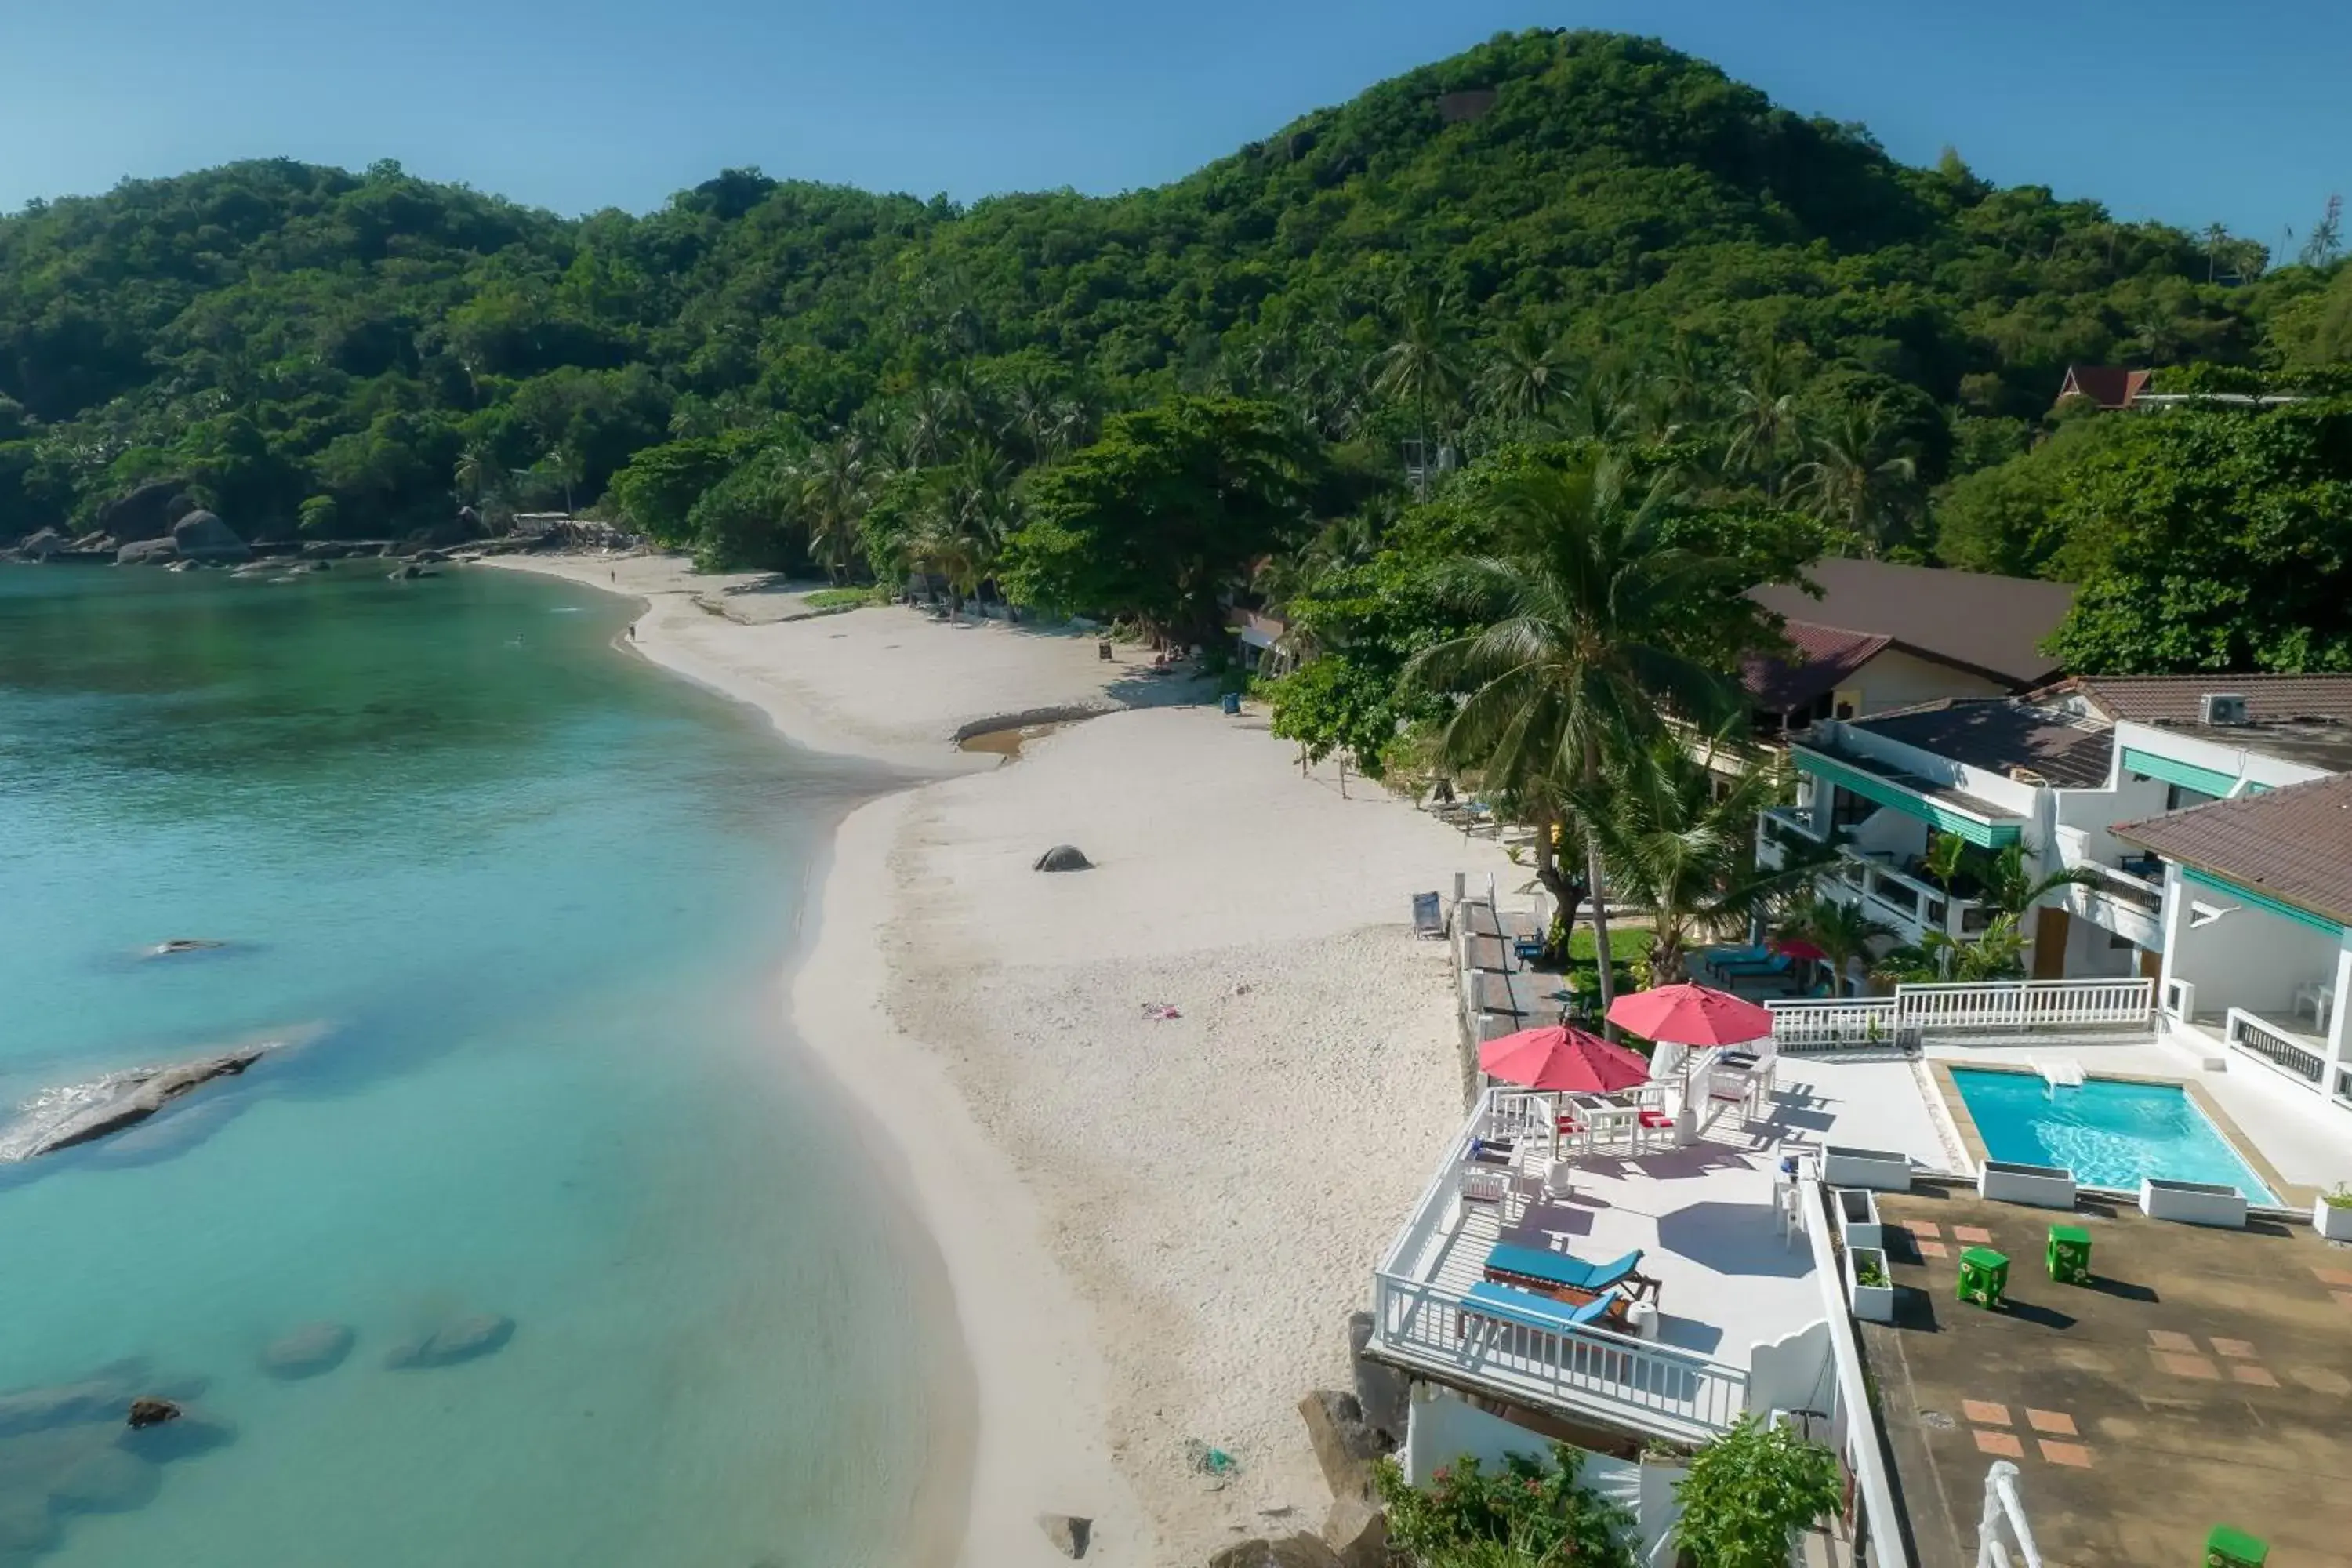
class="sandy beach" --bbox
[487,554,1517,1565]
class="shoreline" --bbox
[486,552,1515,1565]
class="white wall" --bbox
[2061,911,2140,978]
[2169,884,2343,1018]
[1744,1319,1835,1421]
[2054,771,2170,864]
[1402,1388,1555,1485]
[2112,720,2336,794]
[1850,648,2010,717]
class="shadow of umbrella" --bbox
[1653,1200,1814,1280]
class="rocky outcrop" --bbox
[115,537,180,566]
[1033,844,1093,872]
[384,1313,514,1370]
[1207,1535,1342,1568]
[260,1323,354,1380]
[0,1359,212,1553]
[1346,1312,1408,1446]
[124,1399,180,1431]
[96,480,194,544]
[1320,1497,1387,1568]
[170,510,249,563]
[16,528,67,559]
[1297,1392,1386,1504]
[1037,1513,1092,1559]
[11,1048,265,1157]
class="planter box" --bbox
[2315,1196,2352,1243]
[1833,1187,1883,1250]
[1979,1160,2078,1211]
[2140,1178,2248,1229]
[1822,1146,1912,1192]
[1845,1245,1895,1323]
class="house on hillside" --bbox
[2053,364,2152,411]
[1757,674,2352,1102]
[1742,560,2075,739]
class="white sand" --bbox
[487,554,1519,1564]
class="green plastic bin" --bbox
[2046,1224,2092,1286]
[1957,1246,2009,1308]
[2205,1523,2267,1567]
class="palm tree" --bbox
[800,436,871,585]
[1369,287,1468,488]
[1788,398,1917,554]
[1403,453,1743,1007]
[1575,742,1823,985]
[1980,842,2100,917]
[1782,896,1898,997]
[453,445,503,507]
[1476,319,1570,426]
[546,443,586,517]
[1723,350,1806,496]
[1874,915,2030,985]
[1554,361,1639,445]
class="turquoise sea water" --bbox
[0,564,949,1566]
[1951,1067,2279,1203]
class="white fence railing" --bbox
[2225,1006,2324,1084]
[1769,979,2154,1047]
[1370,1271,1751,1443]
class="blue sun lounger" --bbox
[1459,1282,1624,1336]
[1483,1243,1646,1296]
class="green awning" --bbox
[2181,866,2346,937]
[2120,746,2237,800]
[1793,750,2024,849]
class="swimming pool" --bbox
[1949,1068,2280,1205]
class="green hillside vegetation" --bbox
[4,28,2349,675]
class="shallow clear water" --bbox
[1951,1068,2278,1203]
[0,564,948,1566]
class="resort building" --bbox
[1741,560,2074,739]
[1757,674,2352,1112]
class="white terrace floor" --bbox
[1377,1054,1951,1439]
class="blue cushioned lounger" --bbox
[1484,1243,1642,1293]
[1461,1282,1622,1334]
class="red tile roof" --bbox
[2114,774,2352,926]
[2046,675,2352,726]
[1748,559,2076,688]
[1740,620,1890,712]
[2056,365,2153,410]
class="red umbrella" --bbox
[1479,1025,1652,1093]
[1773,938,1829,962]
[1607,983,1774,1047]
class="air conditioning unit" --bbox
[2200,692,2250,725]
[2009,767,2049,786]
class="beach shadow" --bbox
[1654,1200,1813,1279]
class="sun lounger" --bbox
[1458,1282,1624,1337]
[1412,891,1445,940]
[1700,944,1770,978]
[1483,1244,1659,1304]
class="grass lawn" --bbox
[1565,928,1650,963]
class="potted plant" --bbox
[1845,1244,1895,1323]
[2317,1184,2352,1243]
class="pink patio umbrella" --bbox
[1606,982,1773,1047]
[1478,1024,1652,1093]
[1773,938,1830,963]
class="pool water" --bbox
[1951,1069,2279,1204]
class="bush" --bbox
[1375,1446,1635,1568]
[1674,1415,1843,1568]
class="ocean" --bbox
[0,562,950,1566]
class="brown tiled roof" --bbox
[1740,620,1890,712]
[2049,675,2352,726]
[1853,699,2115,789]
[1748,559,2076,689]
[2114,773,2352,925]
[2056,365,2153,409]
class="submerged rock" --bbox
[49,1447,161,1514]
[260,1323,354,1380]
[14,1048,266,1158]
[384,1313,514,1370]
[124,1399,179,1431]
[146,938,229,957]
[1033,844,1093,873]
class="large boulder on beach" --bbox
[383,1313,513,1370]
[1345,1312,1407,1446]
[260,1323,354,1380]
[1297,1392,1385,1503]
[1207,1536,1342,1568]
[95,479,194,544]
[1320,1497,1387,1568]
[1036,1513,1091,1559]
[169,510,249,563]
[1033,844,1093,873]
[115,537,180,566]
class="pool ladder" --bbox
[2036,1059,2085,1094]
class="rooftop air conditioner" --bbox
[2009,767,2049,786]
[2200,692,2249,725]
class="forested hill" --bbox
[2,27,2347,554]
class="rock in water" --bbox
[94,479,194,545]
[115,537,181,566]
[21,1048,266,1156]
[1033,844,1093,873]
[383,1313,514,1370]
[124,1399,180,1431]
[147,938,229,957]
[1036,1513,1092,1559]
[169,510,249,564]
[0,1494,60,1558]
[49,1447,162,1514]
[260,1323,354,1380]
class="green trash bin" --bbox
[1957,1246,2009,1308]
[2046,1224,2092,1286]
[2205,1523,2268,1567]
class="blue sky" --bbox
[3,0,2347,250]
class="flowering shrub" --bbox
[1374,1444,1635,1567]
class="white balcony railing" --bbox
[1370,1270,1751,1444]
[1769,979,2156,1047]
[2225,1007,2325,1084]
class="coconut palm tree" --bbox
[1782,895,1899,997]
[1477,319,1571,426]
[453,445,503,508]
[1722,350,1806,495]
[800,436,871,585]
[1873,915,2031,985]
[1403,452,1743,1006]
[1979,841,2102,918]
[1788,398,1917,554]
[1369,287,1468,487]
[1574,741,1824,985]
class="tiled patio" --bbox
[1860,1186,2352,1568]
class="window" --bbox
[2165,782,2217,811]
[1828,785,1877,833]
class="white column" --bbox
[2325,934,2352,1091]
[2155,866,2191,1021]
